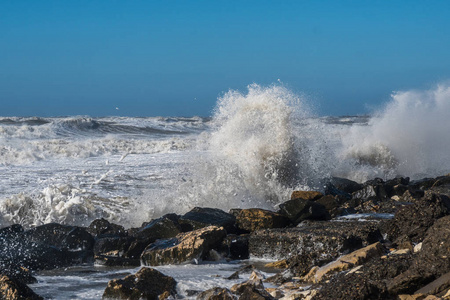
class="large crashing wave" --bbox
[340,83,450,181]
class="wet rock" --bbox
[249,220,382,260]
[132,214,181,240]
[231,271,274,299]
[278,199,330,224]
[328,177,364,194]
[313,242,385,282]
[141,226,227,266]
[221,234,249,260]
[0,264,36,285]
[314,253,413,299]
[0,223,95,270]
[235,208,290,232]
[102,267,177,300]
[0,275,43,300]
[94,254,140,267]
[315,195,345,218]
[290,191,323,201]
[179,207,237,233]
[383,192,450,244]
[93,236,135,257]
[414,271,450,297]
[197,287,235,300]
[87,218,127,238]
[25,223,95,251]
[226,265,257,280]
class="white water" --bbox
[2,82,450,299]
[1,83,450,229]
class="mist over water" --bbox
[0,83,449,228]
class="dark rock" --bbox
[328,177,364,194]
[248,220,382,260]
[0,264,36,285]
[197,287,234,300]
[25,223,95,251]
[235,208,290,232]
[179,207,236,233]
[414,271,450,296]
[102,267,177,300]
[314,252,413,299]
[133,214,181,240]
[221,234,249,260]
[278,199,330,224]
[93,236,135,257]
[94,255,140,267]
[382,191,450,244]
[87,218,127,238]
[315,195,343,218]
[141,226,227,266]
[0,275,43,300]
[0,223,95,270]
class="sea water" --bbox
[2,83,450,298]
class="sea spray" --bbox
[145,84,313,217]
[340,83,450,180]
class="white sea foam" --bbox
[340,83,450,180]
[0,184,129,228]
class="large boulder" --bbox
[249,220,382,261]
[178,207,236,233]
[132,214,181,240]
[235,208,290,232]
[102,267,176,300]
[141,226,227,266]
[382,192,450,244]
[87,218,127,238]
[0,223,95,270]
[197,287,235,300]
[278,199,330,224]
[0,275,43,300]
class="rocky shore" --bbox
[1,174,450,299]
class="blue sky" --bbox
[1,1,450,117]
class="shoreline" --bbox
[1,173,450,299]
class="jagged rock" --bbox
[0,223,95,270]
[383,191,450,244]
[178,207,237,233]
[141,226,227,266]
[313,242,385,282]
[221,234,249,260]
[249,220,382,260]
[0,275,43,300]
[264,259,288,269]
[94,254,140,267]
[93,236,135,257]
[278,199,330,224]
[196,287,235,300]
[226,265,257,280]
[231,271,274,299]
[102,267,176,300]
[315,195,345,218]
[25,223,95,251]
[314,253,413,299]
[415,271,450,297]
[290,191,323,200]
[235,208,290,232]
[87,218,127,238]
[0,264,36,285]
[132,214,181,240]
[328,177,364,194]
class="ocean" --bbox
[1,83,450,298]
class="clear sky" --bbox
[1,1,450,117]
